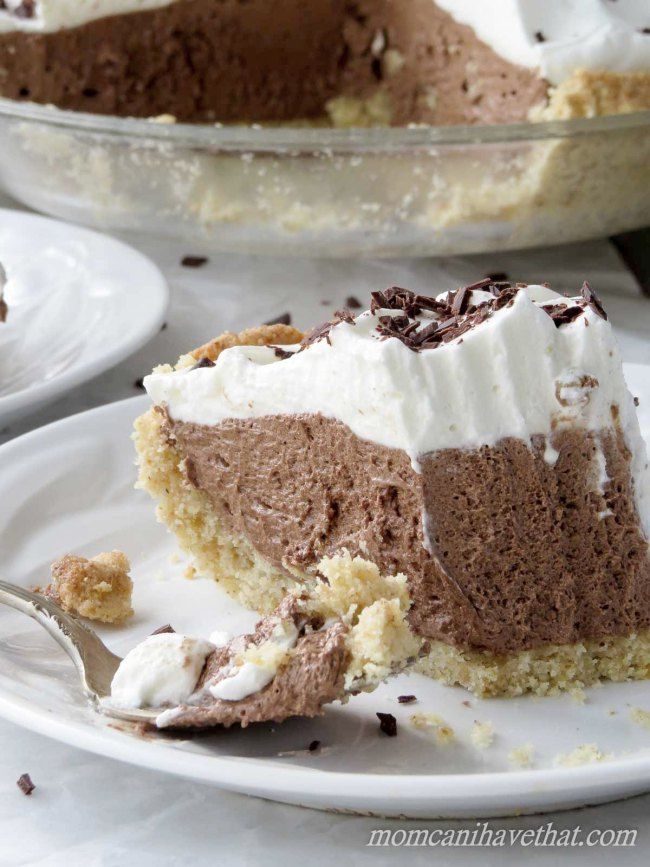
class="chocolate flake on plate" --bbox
[181,255,208,268]
[17,773,35,796]
[397,694,417,704]
[151,624,175,635]
[308,739,321,752]
[345,296,362,309]
[377,712,398,737]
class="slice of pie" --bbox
[134,281,650,697]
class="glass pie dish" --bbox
[0,98,648,257]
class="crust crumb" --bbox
[508,744,535,768]
[307,551,422,690]
[470,720,495,749]
[629,707,650,730]
[46,551,133,624]
[410,713,455,744]
[555,743,611,767]
[540,70,650,121]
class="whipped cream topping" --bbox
[109,632,213,709]
[208,619,299,702]
[146,283,650,536]
[435,0,650,85]
[0,0,175,33]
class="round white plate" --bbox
[0,209,168,425]
[0,370,649,819]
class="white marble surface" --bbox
[0,228,649,865]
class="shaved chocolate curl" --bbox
[298,280,601,355]
[581,281,608,321]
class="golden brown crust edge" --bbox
[190,324,304,363]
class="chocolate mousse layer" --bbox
[163,412,650,655]
[0,0,548,124]
[160,598,350,729]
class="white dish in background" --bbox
[0,209,168,425]
[0,373,649,819]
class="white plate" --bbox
[0,370,649,819]
[0,209,168,425]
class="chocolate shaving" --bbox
[534,30,546,42]
[413,293,451,315]
[372,282,521,350]
[634,396,640,407]
[412,320,440,346]
[192,357,216,370]
[300,309,356,349]
[300,279,606,355]
[264,312,292,326]
[547,303,584,328]
[345,295,362,309]
[133,376,145,390]
[486,271,509,282]
[492,285,519,309]
[451,286,471,316]
[397,694,417,704]
[308,739,321,752]
[181,255,208,268]
[377,712,397,737]
[581,281,608,320]
[272,346,295,360]
[370,290,387,314]
[17,774,35,796]
[151,624,175,635]
[300,320,334,348]
[371,286,440,319]
[463,277,493,292]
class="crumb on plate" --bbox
[470,720,495,749]
[410,712,455,744]
[508,744,535,768]
[46,551,133,624]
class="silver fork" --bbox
[0,579,158,724]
